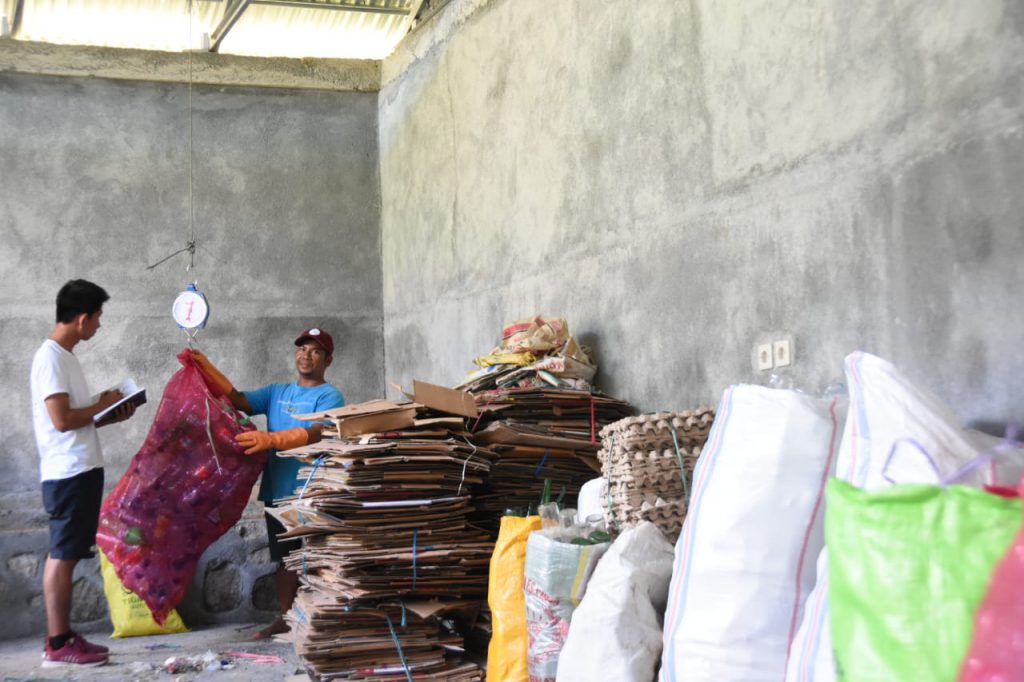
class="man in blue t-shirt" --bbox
[191,328,344,639]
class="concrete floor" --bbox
[0,623,306,681]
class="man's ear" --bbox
[325,355,333,369]
[74,312,90,331]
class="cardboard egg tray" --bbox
[604,493,689,541]
[597,410,714,542]
[598,408,715,456]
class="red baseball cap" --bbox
[294,328,334,356]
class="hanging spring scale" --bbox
[171,281,210,347]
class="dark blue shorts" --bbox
[42,467,104,560]
[265,504,300,563]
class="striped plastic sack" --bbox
[660,384,843,682]
[524,530,609,682]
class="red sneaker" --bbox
[70,632,109,654]
[42,635,108,667]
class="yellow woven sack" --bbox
[487,515,542,682]
[474,350,536,368]
[100,551,188,638]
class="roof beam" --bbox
[251,0,409,15]
[395,0,425,37]
[411,0,452,32]
[210,0,252,53]
[9,0,24,38]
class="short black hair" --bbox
[56,280,110,324]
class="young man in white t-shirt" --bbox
[30,280,137,667]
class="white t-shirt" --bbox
[31,339,103,482]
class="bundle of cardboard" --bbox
[287,597,483,681]
[271,387,494,680]
[597,408,715,541]
[458,317,634,530]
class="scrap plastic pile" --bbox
[96,350,263,624]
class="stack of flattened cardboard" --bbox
[270,388,494,680]
[597,408,716,541]
[453,317,635,529]
[288,597,482,681]
[468,387,634,528]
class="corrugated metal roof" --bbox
[13,0,220,52]
[2,0,423,59]
[221,3,408,59]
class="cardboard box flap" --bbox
[412,380,477,418]
[295,398,414,421]
[335,406,418,437]
[472,421,600,452]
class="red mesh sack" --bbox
[96,349,262,624]
[959,478,1024,682]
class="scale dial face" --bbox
[172,289,209,330]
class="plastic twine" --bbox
[882,438,943,485]
[298,457,324,500]
[882,426,1020,487]
[945,424,1020,485]
[383,611,414,682]
[533,449,551,477]
[457,437,479,496]
[202,396,223,473]
[456,455,472,496]
[669,425,690,501]
[296,456,324,532]
[590,394,597,443]
[411,530,418,592]
[470,397,496,433]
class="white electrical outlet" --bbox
[756,343,774,371]
[773,339,792,367]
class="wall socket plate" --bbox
[773,339,792,367]
[756,343,774,370]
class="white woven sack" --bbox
[785,351,998,682]
[556,522,674,682]
[660,384,844,682]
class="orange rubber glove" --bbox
[190,349,235,395]
[235,427,309,455]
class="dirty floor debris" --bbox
[0,622,307,681]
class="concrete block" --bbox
[6,552,40,581]
[202,560,242,613]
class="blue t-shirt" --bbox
[243,382,344,502]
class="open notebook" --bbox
[93,378,146,427]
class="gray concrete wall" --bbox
[379,0,1024,427]
[0,71,382,638]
